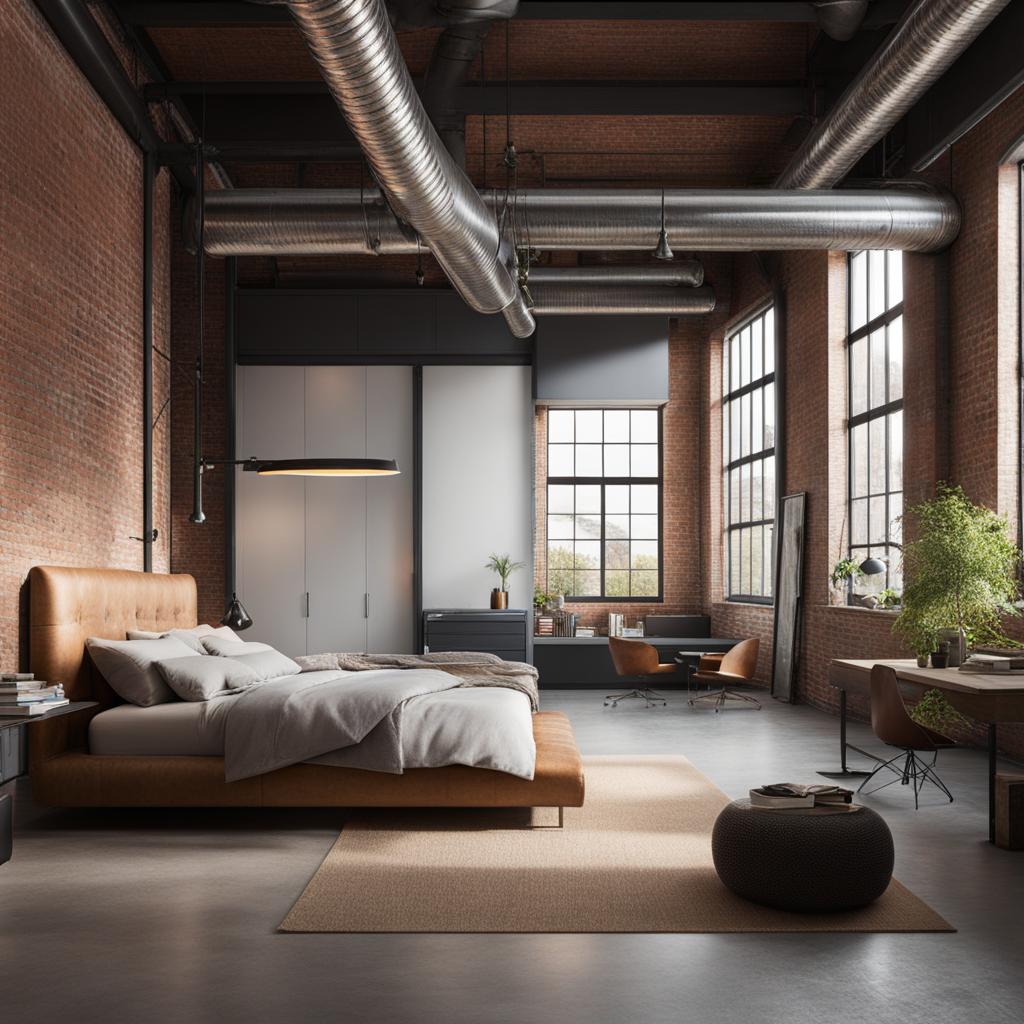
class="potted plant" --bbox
[830,558,862,605]
[486,554,526,609]
[894,484,1022,664]
[910,689,970,735]
[894,607,942,667]
[876,587,901,610]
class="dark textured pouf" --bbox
[712,799,894,913]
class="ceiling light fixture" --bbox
[653,189,674,261]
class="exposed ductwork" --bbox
[777,0,1012,189]
[279,0,534,336]
[812,1,868,42]
[529,284,716,317]
[196,185,960,256]
[527,263,705,288]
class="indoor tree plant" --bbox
[894,484,1022,663]
[486,553,526,609]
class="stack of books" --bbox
[749,783,854,810]
[960,652,1024,674]
[0,673,68,716]
[535,615,554,636]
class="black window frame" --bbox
[846,249,904,599]
[723,303,777,605]
[544,407,664,603]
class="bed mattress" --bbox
[89,685,536,777]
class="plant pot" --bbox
[490,588,508,609]
[916,655,930,668]
[930,651,948,669]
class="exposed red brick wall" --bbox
[0,0,172,670]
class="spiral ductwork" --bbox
[197,186,960,255]
[777,0,1011,189]
[282,0,534,336]
[530,285,716,316]
[527,263,704,288]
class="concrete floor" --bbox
[2,689,1023,1024]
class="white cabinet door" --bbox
[304,366,369,654]
[366,366,414,653]
[236,365,307,657]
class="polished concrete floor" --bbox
[2,688,1023,1024]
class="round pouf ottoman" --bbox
[711,799,894,913]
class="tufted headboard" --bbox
[29,566,198,703]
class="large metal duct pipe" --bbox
[813,1,868,42]
[530,285,716,317]
[527,263,705,288]
[197,186,960,255]
[777,0,1011,189]
[281,0,534,336]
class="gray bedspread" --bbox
[222,668,463,782]
[295,651,540,710]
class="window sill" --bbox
[819,603,899,619]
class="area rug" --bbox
[280,756,953,933]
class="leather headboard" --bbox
[29,566,198,702]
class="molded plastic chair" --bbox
[857,664,955,808]
[605,637,677,708]
[689,637,761,711]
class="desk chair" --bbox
[605,638,676,707]
[857,664,955,809]
[689,638,761,711]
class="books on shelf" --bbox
[749,783,854,810]
[0,676,66,715]
[574,627,596,638]
[0,698,70,716]
[1,673,35,682]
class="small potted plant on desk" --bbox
[894,484,1022,666]
[486,553,526,609]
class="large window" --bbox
[546,408,662,601]
[847,249,903,599]
[723,305,776,602]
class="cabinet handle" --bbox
[364,592,370,619]
[304,592,310,618]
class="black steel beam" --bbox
[902,0,1024,171]
[115,2,822,27]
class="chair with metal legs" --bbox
[605,637,677,707]
[857,664,955,809]
[689,637,761,711]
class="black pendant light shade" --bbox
[859,557,887,576]
[244,458,400,477]
[221,593,254,632]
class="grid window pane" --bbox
[545,409,662,599]
[723,305,776,600]
[847,251,904,597]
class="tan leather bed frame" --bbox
[27,566,585,814]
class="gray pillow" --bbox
[156,656,261,701]
[200,637,301,680]
[86,636,201,707]
[127,624,241,653]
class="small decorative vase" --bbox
[490,588,508,609]
[916,655,930,668]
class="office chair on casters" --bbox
[857,665,955,809]
[688,637,761,711]
[605,637,676,707]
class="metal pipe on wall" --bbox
[142,152,155,572]
[527,263,705,288]
[530,284,716,316]
[196,186,961,255]
[776,0,1012,189]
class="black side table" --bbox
[1,702,97,864]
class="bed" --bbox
[26,566,585,813]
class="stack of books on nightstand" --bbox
[0,673,68,716]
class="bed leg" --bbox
[558,806,563,829]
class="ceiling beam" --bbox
[114,1,822,27]
[151,80,808,118]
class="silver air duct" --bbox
[530,285,716,317]
[527,263,704,288]
[813,1,868,42]
[197,186,960,255]
[777,0,1011,189]
[281,0,534,336]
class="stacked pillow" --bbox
[86,629,301,705]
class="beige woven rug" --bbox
[280,756,953,933]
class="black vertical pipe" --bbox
[224,257,238,604]
[189,144,206,524]
[413,366,423,653]
[142,151,155,571]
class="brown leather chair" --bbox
[857,664,955,808]
[605,637,678,708]
[689,637,761,711]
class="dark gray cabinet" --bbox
[423,609,529,662]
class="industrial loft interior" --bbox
[4,2,1024,1022]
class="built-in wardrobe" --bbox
[235,365,414,657]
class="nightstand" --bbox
[1,702,97,864]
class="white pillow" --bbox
[200,637,301,680]
[156,656,261,701]
[86,636,201,707]
[126,624,241,653]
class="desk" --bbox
[827,659,1024,842]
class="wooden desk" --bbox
[827,659,1024,842]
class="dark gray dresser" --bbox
[422,609,530,662]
